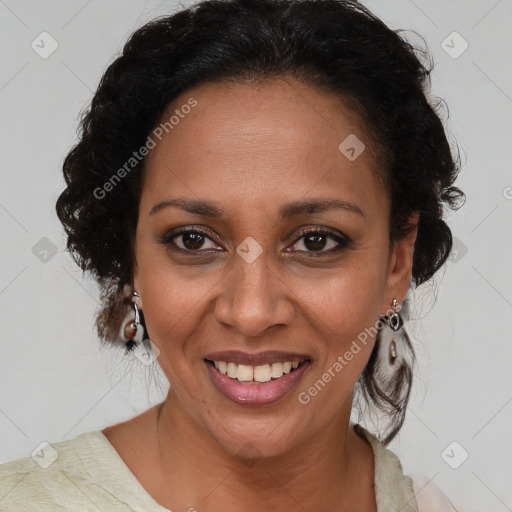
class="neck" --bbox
[143,390,376,512]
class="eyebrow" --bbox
[149,197,365,220]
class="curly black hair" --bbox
[55,0,465,444]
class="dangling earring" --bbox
[382,298,404,332]
[125,291,144,352]
[379,298,403,365]
[389,338,397,364]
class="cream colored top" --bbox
[0,425,456,511]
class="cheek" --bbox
[135,256,226,391]
[141,283,204,363]
[308,263,384,335]
[296,298,380,417]
[305,266,383,380]
[137,243,220,335]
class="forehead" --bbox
[140,77,386,219]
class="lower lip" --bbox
[204,360,311,407]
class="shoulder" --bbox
[353,424,460,512]
[354,424,419,511]
[0,431,113,511]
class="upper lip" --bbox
[204,350,311,366]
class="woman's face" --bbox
[133,76,416,457]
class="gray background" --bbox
[0,0,511,510]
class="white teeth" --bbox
[254,364,272,382]
[270,362,284,379]
[211,360,304,383]
[236,364,254,382]
[227,362,238,379]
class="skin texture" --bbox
[103,76,419,512]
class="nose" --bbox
[213,249,295,338]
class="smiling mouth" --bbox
[204,358,310,384]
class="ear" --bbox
[380,212,420,314]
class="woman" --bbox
[0,0,465,510]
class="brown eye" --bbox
[302,233,328,251]
[179,232,207,250]
[157,228,222,253]
[287,228,350,255]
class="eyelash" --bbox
[156,226,351,257]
